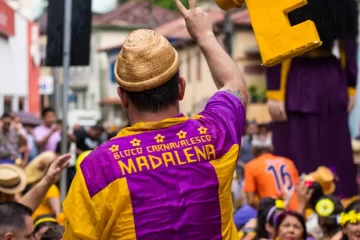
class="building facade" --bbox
[0,1,40,116]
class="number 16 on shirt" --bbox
[267,164,293,192]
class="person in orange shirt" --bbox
[243,135,300,210]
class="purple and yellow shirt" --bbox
[63,91,245,240]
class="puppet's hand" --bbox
[267,99,287,122]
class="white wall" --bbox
[0,13,28,114]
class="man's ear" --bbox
[2,232,14,240]
[117,87,128,108]
[178,77,186,101]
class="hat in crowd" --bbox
[251,135,272,148]
[308,166,336,195]
[25,151,57,185]
[352,140,360,164]
[0,164,27,194]
[114,29,180,92]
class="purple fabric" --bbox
[266,64,282,91]
[33,125,61,153]
[269,56,356,196]
[80,91,246,238]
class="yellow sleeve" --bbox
[47,185,60,198]
[348,87,357,97]
[63,170,99,240]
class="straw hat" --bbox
[25,151,57,185]
[0,164,27,194]
[352,140,360,164]
[309,166,336,195]
[114,29,180,92]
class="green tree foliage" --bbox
[153,0,189,11]
[117,0,190,11]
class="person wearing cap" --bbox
[63,0,248,238]
[243,135,300,211]
[33,214,59,240]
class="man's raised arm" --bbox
[174,0,249,107]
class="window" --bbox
[4,96,12,113]
[244,65,264,75]
[18,97,24,111]
[110,61,116,83]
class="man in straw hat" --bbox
[0,154,70,214]
[63,0,248,238]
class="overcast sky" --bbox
[33,0,117,18]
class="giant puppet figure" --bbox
[216,0,358,196]
[266,0,358,197]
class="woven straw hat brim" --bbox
[0,164,27,195]
[114,29,180,92]
[25,151,57,185]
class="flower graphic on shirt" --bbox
[198,126,208,135]
[130,138,141,147]
[109,144,119,153]
[154,134,165,143]
[177,130,187,139]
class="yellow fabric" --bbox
[348,87,357,97]
[244,0,321,66]
[32,184,60,220]
[209,145,240,239]
[266,59,292,102]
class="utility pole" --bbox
[60,0,73,204]
[148,0,155,28]
[223,10,234,56]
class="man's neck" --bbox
[128,106,180,126]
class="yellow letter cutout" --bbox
[216,0,322,66]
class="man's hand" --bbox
[174,0,214,43]
[295,181,313,215]
[267,99,287,122]
[43,153,71,185]
[52,125,61,133]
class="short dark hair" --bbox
[1,112,12,120]
[0,202,32,235]
[41,225,64,240]
[123,71,180,112]
[41,107,55,118]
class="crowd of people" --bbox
[1,0,360,239]
[0,107,125,239]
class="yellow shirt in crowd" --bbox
[33,184,60,220]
